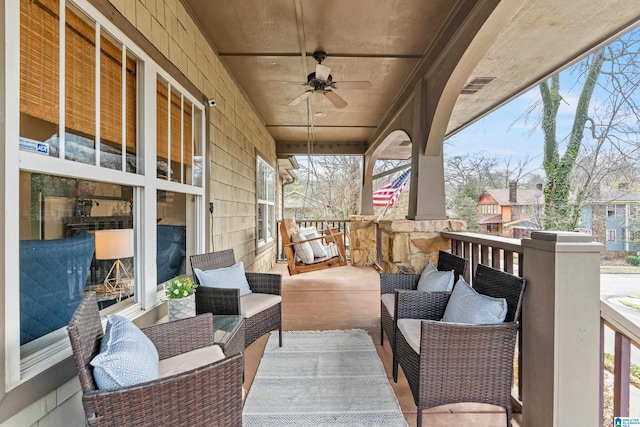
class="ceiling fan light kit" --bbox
[287,51,372,109]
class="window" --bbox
[11,0,205,385]
[19,172,135,349]
[156,190,197,284]
[20,1,139,173]
[607,229,616,241]
[156,78,202,185]
[607,205,616,218]
[257,155,275,247]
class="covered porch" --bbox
[244,262,524,426]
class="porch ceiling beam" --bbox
[276,141,367,155]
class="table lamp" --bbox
[95,229,134,299]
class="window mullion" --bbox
[95,22,101,167]
[122,45,127,172]
[180,94,184,183]
[59,1,66,160]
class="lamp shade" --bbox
[95,229,134,260]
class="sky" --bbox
[444,84,581,175]
[445,26,640,176]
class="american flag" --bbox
[373,168,411,207]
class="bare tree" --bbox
[292,155,362,219]
[537,30,640,230]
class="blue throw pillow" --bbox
[441,277,508,324]
[416,268,455,292]
[90,315,159,390]
[194,261,252,296]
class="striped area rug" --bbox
[243,330,407,426]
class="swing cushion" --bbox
[292,232,315,264]
[299,226,328,258]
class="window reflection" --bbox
[19,172,135,346]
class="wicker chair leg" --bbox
[417,406,422,427]
[506,409,512,427]
[381,324,384,345]
[279,325,283,347]
[392,354,398,382]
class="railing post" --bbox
[521,231,603,427]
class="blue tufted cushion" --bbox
[90,315,159,390]
[156,224,186,284]
[20,232,95,345]
[194,261,252,296]
[442,277,508,324]
[417,268,455,292]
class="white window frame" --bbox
[256,155,275,248]
[606,229,616,242]
[5,0,206,388]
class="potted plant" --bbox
[164,277,198,321]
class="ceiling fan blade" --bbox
[333,81,372,90]
[288,90,313,106]
[324,90,348,109]
[316,64,331,81]
[269,80,308,86]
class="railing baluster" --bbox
[504,250,514,274]
[600,319,605,427]
[614,332,631,418]
[480,245,489,266]
[491,247,501,270]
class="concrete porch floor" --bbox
[242,263,522,426]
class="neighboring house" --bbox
[579,187,640,253]
[477,182,544,238]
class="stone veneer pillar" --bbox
[349,216,466,272]
[521,232,602,426]
[349,215,377,266]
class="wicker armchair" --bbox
[67,292,244,427]
[380,250,468,347]
[190,249,283,347]
[394,264,525,427]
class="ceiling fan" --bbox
[286,51,372,109]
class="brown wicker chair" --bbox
[67,292,244,427]
[380,250,468,347]
[394,264,525,427]
[190,249,282,347]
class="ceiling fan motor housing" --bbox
[306,72,333,91]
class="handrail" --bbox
[600,299,640,425]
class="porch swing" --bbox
[280,99,348,276]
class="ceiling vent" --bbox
[461,77,495,95]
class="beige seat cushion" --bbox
[380,294,395,319]
[397,319,422,355]
[240,293,282,318]
[158,345,225,378]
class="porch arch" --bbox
[361,130,412,216]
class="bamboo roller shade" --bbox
[156,79,193,166]
[20,0,136,154]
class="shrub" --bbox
[625,255,640,266]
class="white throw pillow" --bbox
[299,226,328,258]
[441,277,508,324]
[416,268,455,292]
[194,261,252,296]
[292,232,315,264]
[91,315,159,390]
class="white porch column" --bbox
[521,231,603,426]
